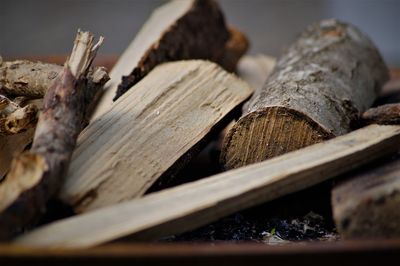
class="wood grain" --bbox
[16,125,400,247]
[59,60,252,213]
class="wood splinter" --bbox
[0,30,104,240]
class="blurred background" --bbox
[1,0,399,66]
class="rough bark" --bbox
[0,59,108,102]
[113,0,230,101]
[220,27,249,72]
[362,103,400,125]
[332,154,400,239]
[0,31,103,240]
[0,96,39,135]
[221,19,389,170]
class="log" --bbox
[91,0,231,121]
[60,60,252,213]
[0,31,103,240]
[221,19,389,170]
[332,154,400,239]
[15,125,400,247]
[362,103,400,125]
[0,59,108,100]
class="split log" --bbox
[362,103,400,125]
[60,60,252,213]
[332,154,400,239]
[221,19,389,170]
[91,0,232,120]
[15,125,400,247]
[0,31,103,240]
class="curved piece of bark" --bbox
[221,19,389,170]
[0,30,103,240]
[220,27,249,72]
[0,96,38,136]
[362,103,400,125]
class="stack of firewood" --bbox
[1,0,399,247]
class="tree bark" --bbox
[0,31,103,240]
[221,19,389,170]
[362,103,400,125]
[113,0,230,101]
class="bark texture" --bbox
[0,96,38,135]
[0,59,108,101]
[221,19,389,170]
[220,27,249,72]
[0,31,103,240]
[114,0,230,101]
[332,154,400,239]
[362,103,400,125]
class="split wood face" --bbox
[221,19,389,170]
[60,60,253,213]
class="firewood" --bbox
[220,27,250,72]
[332,154,400,239]
[91,0,232,121]
[60,60,253,213]
[0,30,103,240]
[221,19,389,170]
[0,59,108,100]
[15,125,400,248]
[362,103,400,125]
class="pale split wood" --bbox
[91,0,231,121]
[15,125,400,247]
[60,60,253,213]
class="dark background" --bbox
[1,0,399,66]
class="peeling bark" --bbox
[0,31,103,240]
[221,19,389,170]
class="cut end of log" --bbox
[221,107,333,169]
